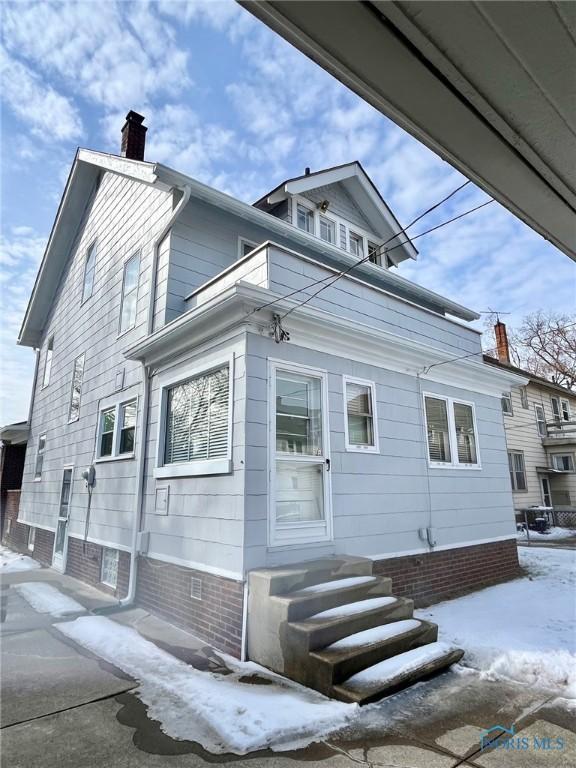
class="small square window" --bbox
[296,203,314,234]
[101,548,119,588]
[238,238,257,258]
[552,454,575,472]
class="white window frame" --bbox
[34,434,47,481]
[41,336,54,389]
[68,353,85,423]
[551,396,570,422]
[551,453,575,472]
[535,404,547,437]
[118,251,141,335]
[237,237,258,260]
[342,376,379,453]
[501,391,513,416]
[508,450,527,491]
[154,353,234,479]
[95,397,138,462]
[423,392,481,470]
[349,230,364,258]
[100,547,119,588]
[82,240,97,303]
[319,214,336,245]
[295,201,315,234]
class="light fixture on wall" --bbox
[317,200,330,213]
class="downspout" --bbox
[120,184,191,606]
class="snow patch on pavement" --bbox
[56,615,357,754]
[517,526,576,541]
[16,582,85,616]
[0,545,41,573]
[417,547,576,699]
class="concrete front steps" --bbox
[247,556,463,705]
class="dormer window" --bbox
[319,215,336,244]
[296,203,314,234]
[349,231,364,257]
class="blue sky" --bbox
[1,0,575,424]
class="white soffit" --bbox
[241,0,576,260]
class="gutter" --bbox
[120,183,191,606]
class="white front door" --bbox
[52,467,73,571]
[269,361,332,546]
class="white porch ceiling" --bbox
[241,0,576,260]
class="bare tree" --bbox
[484,312,576,390]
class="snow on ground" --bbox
[516,526,576,541]
[417,547,576,698]
[16,582,85,616]
[0,545,41,573]
[56,615,357,754]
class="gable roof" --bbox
[253,161,418,263]
[483,354,576,398]
[18,150,476,348]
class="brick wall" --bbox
[65,537,130,599]
[34,528,55,566]
[136,556,244,657]
[373,538,521,607]
[1,490,29,552]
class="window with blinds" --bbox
[424,395,480,467]
[164,366,229,465]
[425,397,451,463]
[345,379,377,450]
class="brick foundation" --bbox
[373,538,521,607]
[1,490,29,553]
[33,528,56,566]
[136,556,244,657]
[65,537,130,599]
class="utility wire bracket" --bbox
[271,314,290,344]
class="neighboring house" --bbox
[0,421,29,549]
[485,321,576,521]
[14,112,525,691]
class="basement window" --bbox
[101,548,119,588]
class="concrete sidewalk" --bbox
[2,561,575,767]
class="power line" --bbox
[279,199,494,322]
[250,179,475,316]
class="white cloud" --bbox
[0,228,46,424]
[0,46,82,141]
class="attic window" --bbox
[319,216,336,244]
[296,203,314,234]
[368,241,381,265]
[349,232,364,257]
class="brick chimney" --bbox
[120,111,147,161]
[494,320,510,364]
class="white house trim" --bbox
[342,375,380,453]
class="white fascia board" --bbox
[77,149,161,187]
[125,283,525,396]
[155,165,476,321]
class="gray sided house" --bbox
[15,114,526,699]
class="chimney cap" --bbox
[124,110,145,124]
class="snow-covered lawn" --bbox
[16,582,85,616]
[0,545,40,573]
[516,526,576,541]
[417,547,576,699]
[56,615,356,754]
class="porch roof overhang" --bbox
[124,282,527,396]
[0,421,29,445]
[242,1,576,260]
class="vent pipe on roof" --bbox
[304,167,311,175]
[121,111,147,161]
[494,320,510,364]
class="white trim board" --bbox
[366,534,517,561]
[144,550,243,582]
[67,532,133,553]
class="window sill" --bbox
[33,477,42,483]
[428,462,482,471]
[154,459,232,479]
[345,444,379,454]
[95,454,135,464]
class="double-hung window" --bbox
[501,392,513,415]
[535,404,547,437]
[158,363,231,477]
[42,337,54,388]
[296,203,314,234]
[319,215,336,244]
[82,242,97,302]
[368,241,381,265]
[551,454,575,472]
[520,386,529,409]
[68,354,85,423]
[96,399,137,459]
[343,377,378,452]
[508,451,527,490]
[349,231,364,258]
[551,396,570,422]
[424,394,480,468]
[34,434,46,480]
[119,252,140,333]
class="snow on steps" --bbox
[332,642,465,704]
